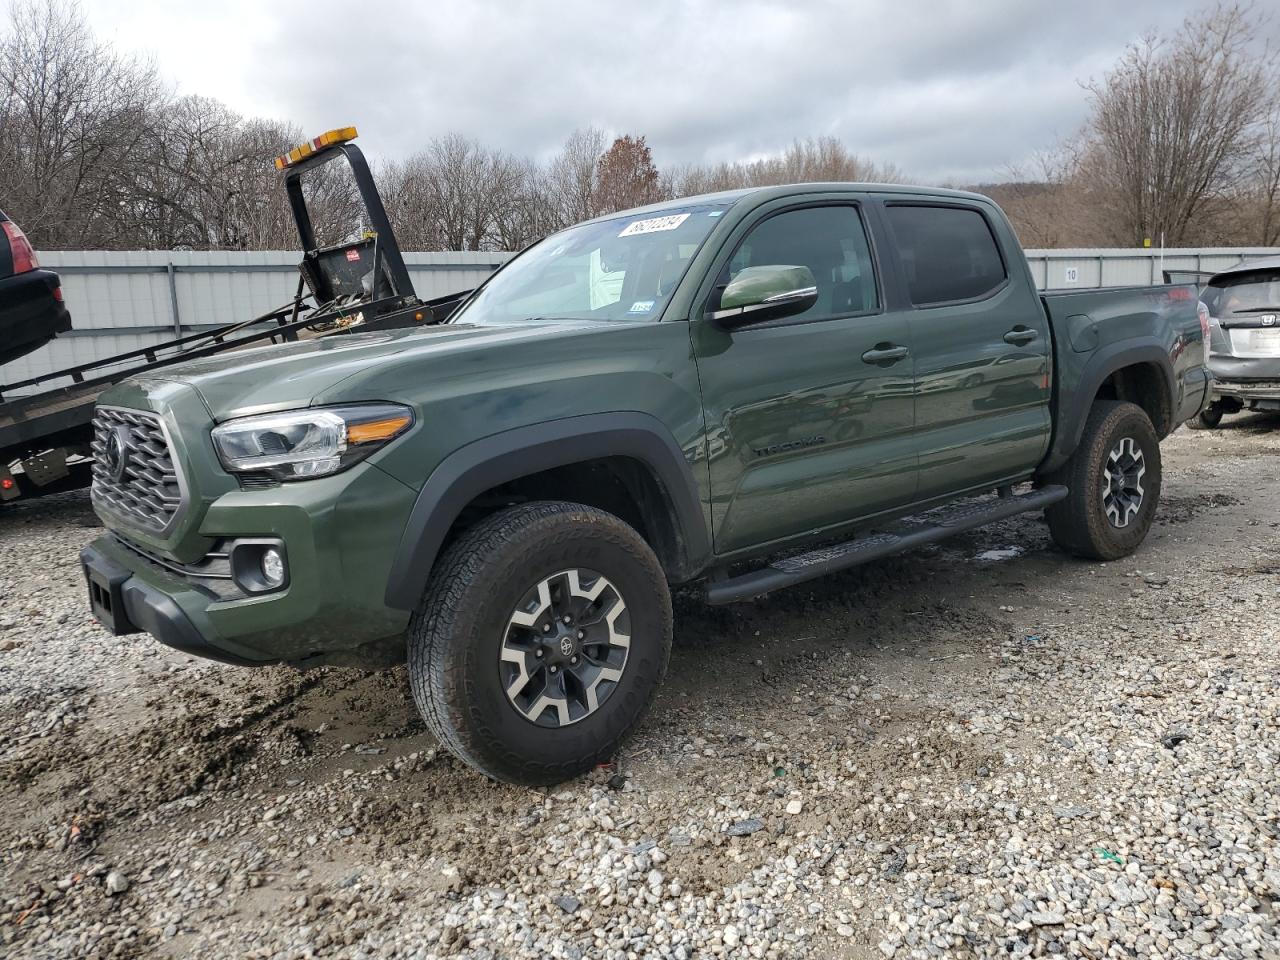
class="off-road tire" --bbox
[407,500,672,785]
[1045,400,1161,561]
[1184,403,1224,430]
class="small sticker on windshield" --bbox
[628,300,655,314]
[708,210,723,217]
[618,213,690,237]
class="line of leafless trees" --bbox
[0,1,368,250]
[376,129,906,252]
[2,0,1278,252]
[0,2,903,253]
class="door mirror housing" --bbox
[707,265,818,328]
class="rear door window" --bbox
[884,204,1007,306]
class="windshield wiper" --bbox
[1230,306,1280,314]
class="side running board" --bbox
[704,485,1068,605]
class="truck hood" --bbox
[141,322,578,419]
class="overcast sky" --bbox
[74,0,1227,184]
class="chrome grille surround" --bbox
[90,407,186,534]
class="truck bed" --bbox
[1039,283,1207,470]
[1042,283,1201,388]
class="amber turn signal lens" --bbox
[347,415,412,445]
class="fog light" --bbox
[228,539,289,594]
[261,548,286,588]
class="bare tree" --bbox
[415,134,526,250]
[382,136,543,251]
[983,142,1113,248]
[1243,97,1280,244]
[115,96,362,251]
[379,154,444,251]
[1083,3,1270,246]
[666,137,903,200]
[0,0,162,247]
[490,157,560,251]
[545,127,606,227]
[423,134,487,250]
[764,136,903,184]
[132,97,286,249]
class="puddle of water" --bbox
[974,547,1024,562]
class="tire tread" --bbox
[1045,400,1161,561]
[407,501,671,785]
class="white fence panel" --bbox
[1025,248,1279,290]
[6,246,1279,387]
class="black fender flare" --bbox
[383,412,710,610]
[1041,340,1175,474]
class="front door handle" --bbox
[861,343,910,364]
[1004,327,1038,345]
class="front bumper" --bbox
[81,541,264,665]
[82,461,420,666]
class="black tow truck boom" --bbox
[1,126,470,505]
[276,126,469,332]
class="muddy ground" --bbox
[1,416,1277,959]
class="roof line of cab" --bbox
[582,182,997,227]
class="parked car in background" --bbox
[0,210,70,367]
[1188,256,1280,429]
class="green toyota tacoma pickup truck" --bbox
[81,183,1211,784]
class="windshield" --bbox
[450,203,731,326]
[1202,270,1280,317]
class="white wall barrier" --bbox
[5,246,1277,387]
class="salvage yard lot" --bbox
[1,419,1277,960]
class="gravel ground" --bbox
[1,415,1278,960]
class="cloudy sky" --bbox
[76,0,1221,184]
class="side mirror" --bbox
[707,265,818,328]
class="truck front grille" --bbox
[90,407,185,534]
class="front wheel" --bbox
[1045,400,1162,560]
[407,501,672,785]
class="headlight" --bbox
[211,403,414,480]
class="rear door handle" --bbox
[861,344,910,364]
[1004,327,1038,345]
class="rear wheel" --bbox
[407,501,672,785]
[1185,402,1224,430]
[1046,400,1161,560]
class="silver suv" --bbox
[1190,256,1280,429]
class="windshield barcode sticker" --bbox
[618,214,689,237]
